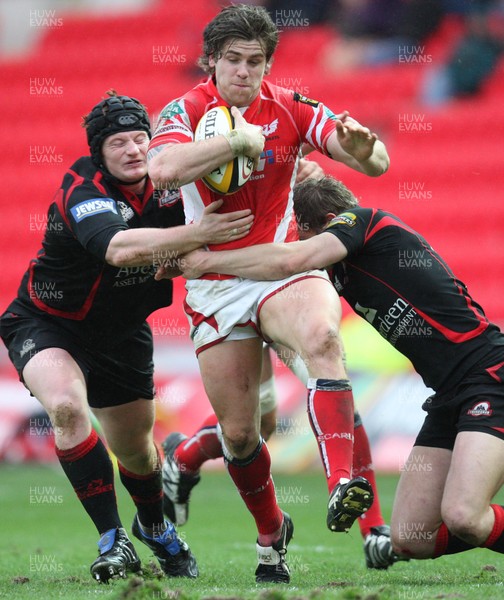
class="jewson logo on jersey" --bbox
[70,198,118,222]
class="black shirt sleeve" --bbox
[323,207,372,256]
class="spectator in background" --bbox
[320,0,446,73]
[421,3,504,106]
[264,0,333,24]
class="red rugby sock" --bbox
[353,419,385,538]
[307,379,354,492]
[483,504,504,553]
[225,440,283,542]
[433,505,504,557]
[174,414,223,474]
[433,522,475,557]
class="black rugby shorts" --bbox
[0,310,155,408]
[414,362,504,450]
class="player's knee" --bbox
[301,323,341,362]
[221,423,259,458]
[115,443,155,473]
[51,395,89,433]
[442,503,485,544]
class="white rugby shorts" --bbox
[183,270,330,354]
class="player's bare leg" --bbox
[23,348,90,449]
[197,337,293,583]
[391,445,451,558]
[94,399,198,578]
[198,338,263,458]
[161,344,278,527]
[259,345,277,441]
[22,349,141,582]
[441,432,504,550]
[393,434,504,559]
[260,277,373,532]
[93,399,157,475]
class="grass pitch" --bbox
[0,464,503,599]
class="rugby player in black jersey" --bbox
[179,175,504,565]
[0,91,253,583]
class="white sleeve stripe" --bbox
[273,155,299,243]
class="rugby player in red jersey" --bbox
[149,4,390,583]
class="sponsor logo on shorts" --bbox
[20,338,36,358]
[467,401,493,417]
[70,198,118,222]
[354,302,377,324]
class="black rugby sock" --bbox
[433,522,475,557]
[118,446,164,531]
[56,429,122,534]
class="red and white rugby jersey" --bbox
[149,77,338,251]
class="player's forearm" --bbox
[327,122,390,177]
[105,226,206,268]
[195,243,309,280]
[338,139,389,177]
[355,140,390,177]
[148,137,235,188]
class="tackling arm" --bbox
[105,200,254,268]
[181,232,348,280]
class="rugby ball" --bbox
[194,106,254,195]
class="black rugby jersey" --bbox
[324,207,504,393]
[9,157,185,346]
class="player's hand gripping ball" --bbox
[195,106,254,195]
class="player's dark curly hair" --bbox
[294,176,359,232]
[198,4,279,74]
